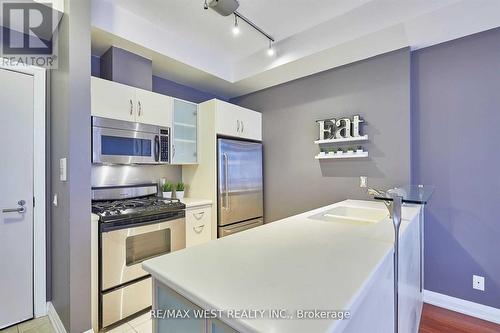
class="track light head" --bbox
[267,40,275,57]
[232,15,240,36]
[203,0,208,10]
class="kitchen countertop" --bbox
[91,213,99,223]
[181,198,212,208]
[143,200,420,333]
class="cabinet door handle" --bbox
[237,120,240,133]
[193,211,205,220]
[138,101,142,116]
[129,99,133,115]
[193,224,205,233]
[241,120,244,133]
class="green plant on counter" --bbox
[162,182,173,192]
[176,182,185,191]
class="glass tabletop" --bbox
[373,185,435,205]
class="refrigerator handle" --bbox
[223,153,230,210]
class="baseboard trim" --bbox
[46,302,67,333]
[423,290,500,324]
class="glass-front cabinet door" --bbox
[172,99,198,164]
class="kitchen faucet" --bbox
[367,187,395,218]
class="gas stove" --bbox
[93,183,187,330]
[91,183,185,226]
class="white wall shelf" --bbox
[314,135,368,145]
[315,151,368,159]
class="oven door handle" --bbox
[154,135,160,162]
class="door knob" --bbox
[2,200,26,214]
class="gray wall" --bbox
[412,28,500,308]
[50,0,91,331]
[232,49,411,222]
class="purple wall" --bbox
[91,54,225,103]
[152,75,224,103]
[412,27,500,308]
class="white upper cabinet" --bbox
[91,76,136,122]
[172,99,198,164]
[215,100,262,141]
[135,88,172,127]
[91,77,172,128]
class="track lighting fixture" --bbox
[204,1,276,56]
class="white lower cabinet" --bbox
[154,280,239,333]
[186,205,212,247]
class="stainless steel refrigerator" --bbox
[217,138,263,237]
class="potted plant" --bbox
[162,182,173,199]
[356,146,364,153]
[335,148,344,155]
[346,146,355,154]
[176,182,185,199]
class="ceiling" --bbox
[91,0,500,98]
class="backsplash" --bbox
[91,165,181,188]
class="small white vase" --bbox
[162,191,172,199]
[356,149,364,153]
[176,191,184,200]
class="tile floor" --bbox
[0,316,55,333]
[107,313,152,333]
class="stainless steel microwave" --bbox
[92,116,170,164]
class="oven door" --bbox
[100,217,185,291]
[93,123,160,164]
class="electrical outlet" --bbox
[473,275,485,291]
[360,176,367,188]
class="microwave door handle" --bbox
[154,135,160,162]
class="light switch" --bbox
[59,158,67,182]
[360,176,367,188]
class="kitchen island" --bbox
[142,200,423,333]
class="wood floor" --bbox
[419,304,500,333]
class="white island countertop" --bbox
[143,200,420,333]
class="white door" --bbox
[238,107,262,141]
[135,89,172,127]
[215,100,262,140]
[91,77,136,122]
[215,100,242,138]
[0,68,34,328]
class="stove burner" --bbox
[92,195,184,218]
